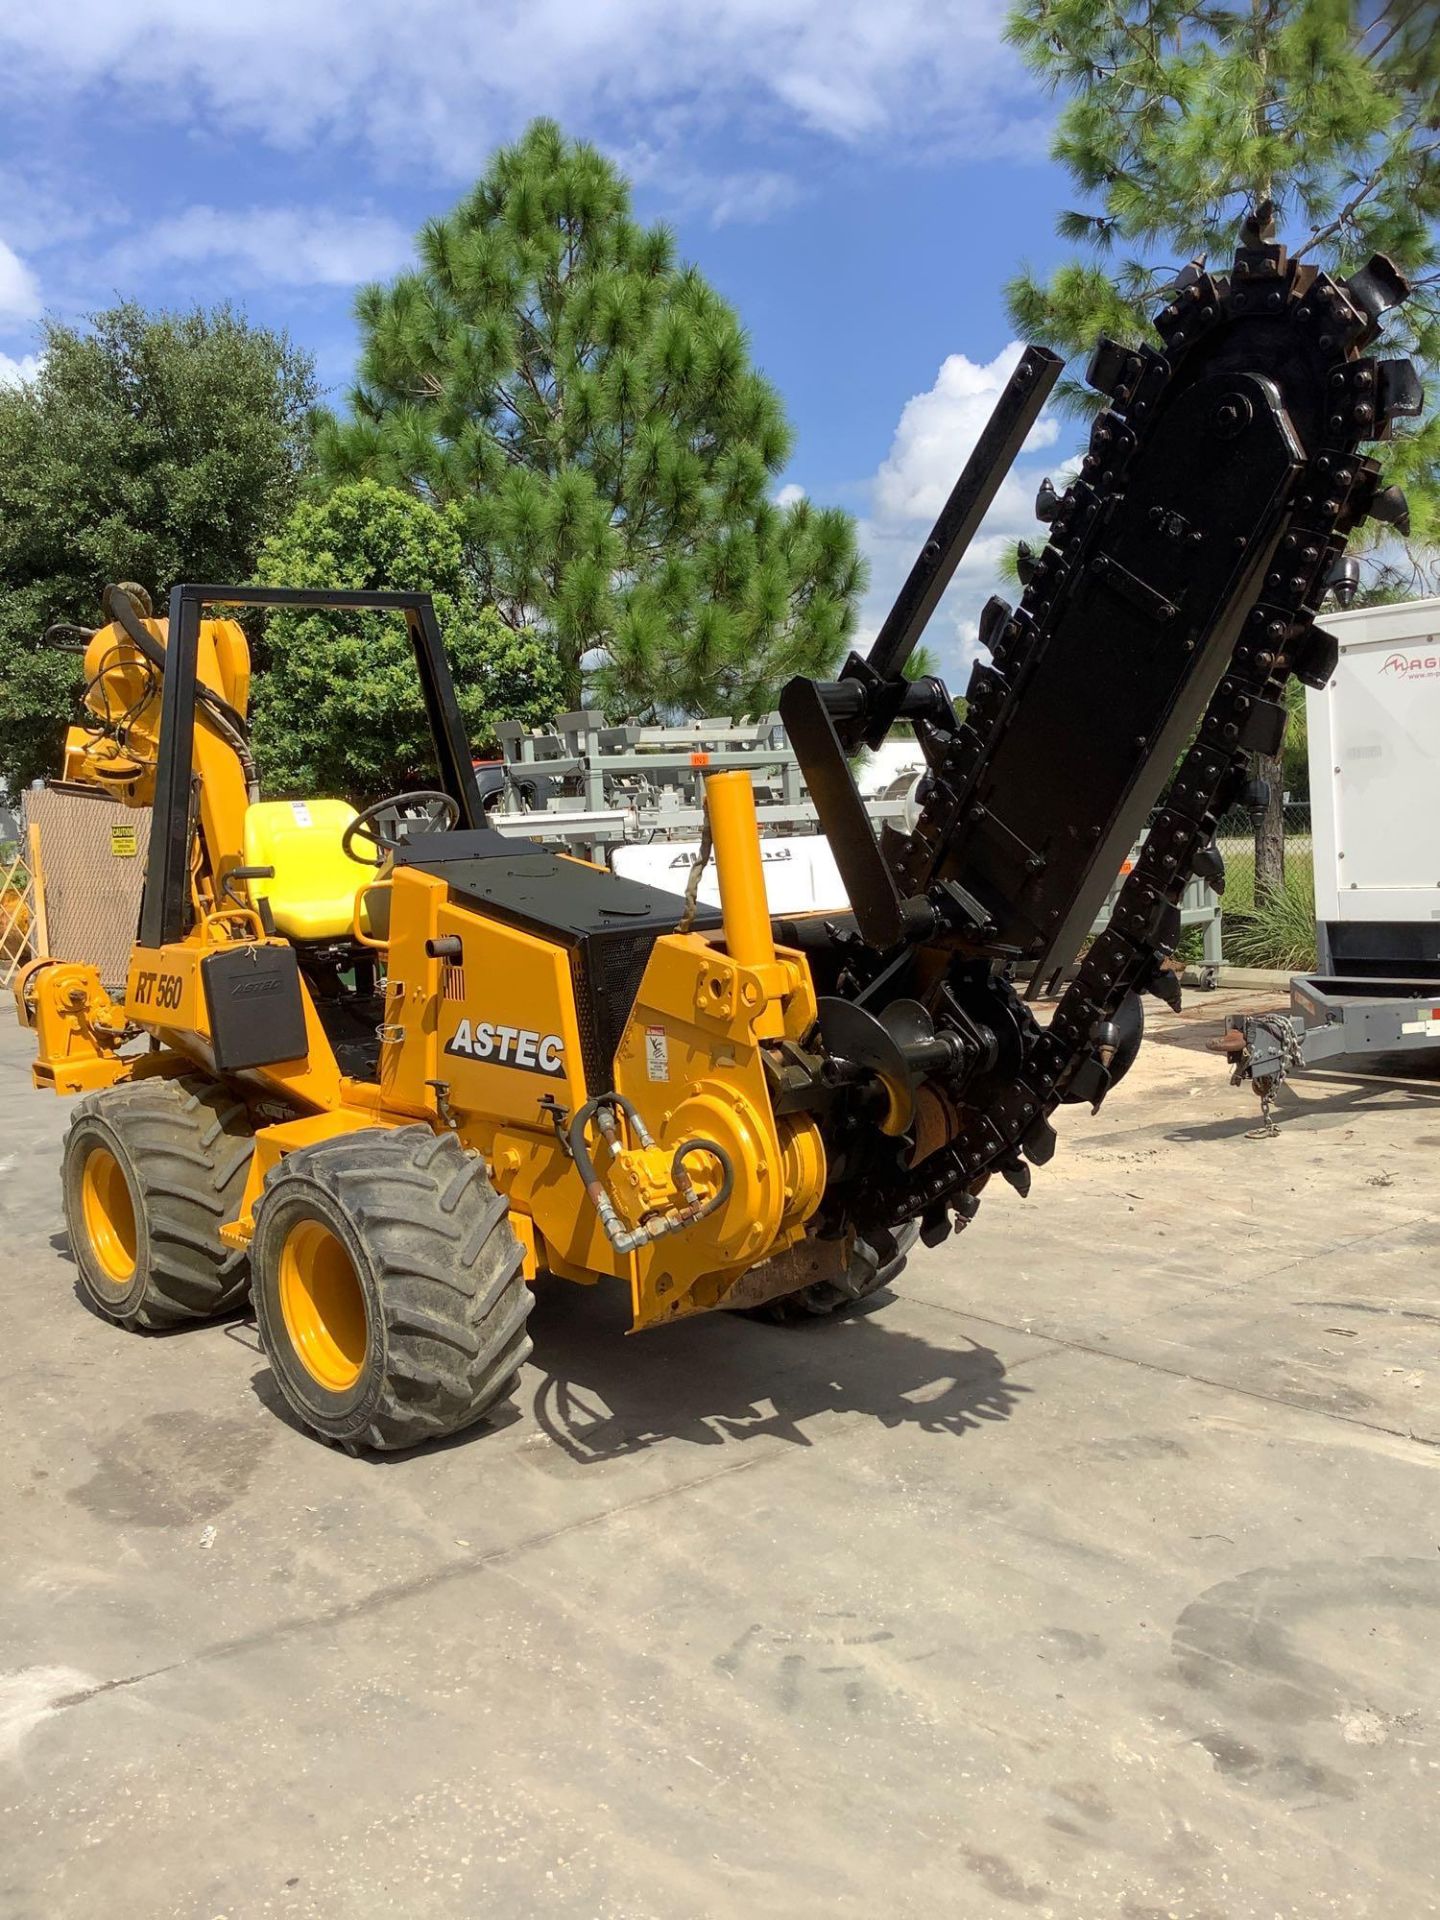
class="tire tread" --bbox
[66,1073,253,1329]
[253,1125,531,1451]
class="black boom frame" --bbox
[139,585,486,949]
[780,345,1063,951]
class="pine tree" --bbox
[1004,0,1439,897]
[318,119,864,720]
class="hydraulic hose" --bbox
[567,1093,734,1256]
[675,814,713,936]
[105,584,261,801]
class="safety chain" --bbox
[1238,1016,1308,1138]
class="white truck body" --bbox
[612,827,857,915]
[1308,595,1440,931]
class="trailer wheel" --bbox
[63,1075,254,1329]
[742,1225,919,1326]
[251,1126,532,1452]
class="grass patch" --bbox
[1221,857,1317,971]
[1099,840,1316,973]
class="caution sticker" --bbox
[289,801,313,827]
[645,1025,670,1082]
[110,823,138,857]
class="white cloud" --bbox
[618,144,808,228]
[0,350,42,388]
[858,342,1074,683]
[140,206,413,288]
[873,342,1058,524]
[0,2,1042,183]
[775,482,807,508]
[707,171,805,227]
[0,238,41,320]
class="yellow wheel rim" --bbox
[80,1145,138,1289]
[278,1217,367,1393]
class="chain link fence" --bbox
[1208,800,1316,970]
[1094,801,1315,980]
[0,840,37,990]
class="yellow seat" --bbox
[242,799,370,942]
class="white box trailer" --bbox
[1228,595,1440,1095]
[1309,594,1440,975]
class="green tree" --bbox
[317,118,865,720]
[0,303,317,791]
[252,480,565,799]
[1004,0,1439,897]
[1282,676,1309,801]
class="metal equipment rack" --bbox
[485,710,917,858]
[487,712,1223,965]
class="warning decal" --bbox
[645,1025,670,1082]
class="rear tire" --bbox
[63,1074,254,1329]
[251,1126,532,1452]
[743,1224,919,1325]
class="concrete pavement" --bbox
[2,995,1437,1919]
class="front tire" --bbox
[251,1126,533,1452]
[63,1074,254,1329]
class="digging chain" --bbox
[891,238,1415,1227]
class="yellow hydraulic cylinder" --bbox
[705,771,776,969]
[704,770,787,1040]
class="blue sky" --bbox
[0,1,1082,683]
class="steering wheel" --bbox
[342,790,461,867]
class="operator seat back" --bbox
[242,799,370,942]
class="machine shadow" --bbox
[523,1276,1028,1466]
[242,1275,1027,1464]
